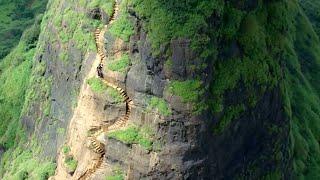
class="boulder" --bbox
[88,8,109,24]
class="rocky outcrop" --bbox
[88,8,109,24]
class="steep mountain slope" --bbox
[0,0,319,179]
[288,0,320,178]
[0,0,48,59]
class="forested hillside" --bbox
[0,0,319,179]
[0,0,47,59]
[0,0,55,179]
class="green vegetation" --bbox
[62,145,77,173]
[0,5,57,178]
[87,77,108,93]
[107,88,125,103]
[87,77,124,103]
[109,1,134,42]
[60,9,91,48]
[213,104,245,134]
[105,168,124,180]
[211,0,320,178]
[62,145,71,154]
[45,1,98,59]
[0,0,48,59]
[108,126,154,150]
[108,127,138,144]
[209,5,282,114]
[106,174,123,180]
[130,0,320,178]
[169,80,202,103]
[147,97,172,116]
[0,16,43,149]
[130,0,223,55]
[64,156,78,172]
[169,80,206,114]
[57,128,66,135]
[0,139,56,179]
[299,0,320,36]
[107,54,130,73]
[283,2,320,178]
[0,0,100,178]
[89,0,116,17]
[0,0,318,179]
[0,58,31,148]
[261,171,282,180]
[129,0,223,115]
[164,59,173,70]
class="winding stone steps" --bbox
[89,138,105,154]
[78,155,104,180]
[80,0,133,178]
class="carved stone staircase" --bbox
[79,0,133,179]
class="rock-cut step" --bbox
[88,137,105,154]
[84,0,130,176]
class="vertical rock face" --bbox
[21,0,98,158]
[170,39,195,80]
[97,15,191,180]
[110,19,289,179]
[207,88,290,179]
[111,0,294,179]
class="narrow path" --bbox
[78,1,133,179]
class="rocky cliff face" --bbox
[1,0,320,179]
[101,20,207,179]
[21,0,97,158]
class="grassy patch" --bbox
[105,168,124,180]
[87,77,108,93]
[107,54,130,73]
[62,145,71,154]
[87,77,124,103]
[169,80,206,114]
[107,88,125,103]
[169,80,202,103]
[0,140,56,179]
[108,127,138,144]
[64,156,77,173]
[108,126,154,150]
[109,7,134,42]
[46,3,98,59]
[147,97,172,116]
